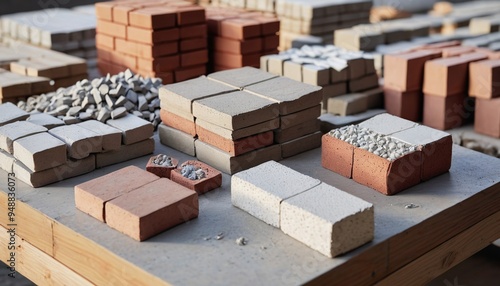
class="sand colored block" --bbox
[195,140,281,175]
[12,132,66,172]
[359,113,418,135]
[15,155,95,188]
[207,66,277,89]
[146,155,178,179]
[280,182,374,258]
[274,119,320,143]
[302,64,330,86]
[26,113,64,129]
[322,82,348,108]
[160,109,196,136]
[328,93,368,116]
[75,165,160,222]
[475,97,500,138]
[423,93,466,130]
[283,61,303,82]
[171,160,222,194]
[245,77,322,115]
[158,123,196,156]
[231,160,321,227]
[321,133,354,178]
[105,178,198,241]
[391,125,452,181]
[0,121,47,153]
[280,104,321,129]
[106,114,153,145]
[159,76,236,115]
[77,120,122,151]
[384,88,422,122]
[281,131,321,158]
[266,54,291,75]
[0,102,29,126]
[95,138,155,168]
[49,125,102,159]
[192,91,279,130]
[196,117,279,141]
[469,59,500,99]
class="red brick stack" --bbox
[95,1,208,84]
[205,7,280,71]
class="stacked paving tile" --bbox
[232,160,374,257]
[95,1,208,84]
[75,166,199,241]
[0,9,96,66]
[205,6,280,71]
[276,0,372,50]
[322,113,453,195]
[261,45,380,115]
[0,68,53,104]
[383,43,500,131]
[159,66,322,174]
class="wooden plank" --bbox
[52,221,171,286]
[376,210,500,286]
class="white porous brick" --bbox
[358,113,418,135]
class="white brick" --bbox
[13,132,67,172]
[0,102,29,126]
[158,123,195,156]
[95,138,154,168]
[49,125,102,159]
[77,120,122,151]
[358,113,418,135]
[231,160,321,227]
[0,121,47,153]
[280,182,374,257]
[106,114,153,145]
[27,113,64,129]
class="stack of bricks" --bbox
[205,6,280,71]
[469,59,500,138]
[261,45,380,115]
[0,102,154,188]
[206,0,277,14]
[0,68,53,104]
[276,0,372,50]
[0,9,96,67]
[95,1,208,84]
[232,160,374,258]
[322,113,453,195]
[159,66,322,174]
[75,166,199,241]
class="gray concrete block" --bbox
[0,102,29,126]
[207,66,278,89]
[231,160,321,227]
[196,118,280,140]
[158,123,196,156]
[281,131,321,158]
[0,149,15,172]
[27,113,65,129]
[95,138,154,168]
[274,119,321,143]
[77,120,122,151]
[13,132,67,172]
[49,125,102,159]
[280,104,321,129]
[280,182,374,257]
[106,114,154,145]
[0,121,47,153]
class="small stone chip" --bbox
[236,237,247,246]
[111,107,127,119]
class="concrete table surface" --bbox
[1,133,499,285]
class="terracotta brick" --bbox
[146,155,179,178]
[74,166,160,222]
[384,88,422,122]
[213,37,262,55]
[322,133,353,178]
[95,2,115,21]
[197,125,274,156]
[97,20,126,39]
[177,6,206,26]
[475,97,500,137]
[353,147,422,195]
[180,37,207,52]
[105,178,198,241]
[255,16,280,35]
[416,40,461,50]
[180,49,208,67]
[127,26,179,45]
[423,57,469,96]
[206,15,227,35]
[469,59,500,99]
[171,160,222,194]
[441,46,475,58]
[220,18,261,40]
[179,24,207,39]
[263,35,279,51]
[384,50,441,92]
[174,65,207,82]
[115,38,178,59]
[97,59,127,76]
[160,108,196,136]
[113,5,137,25]
[129,8,177,30]
[213,52,260,68]
[137,54,179,72]
[423,92,467,130]
[96,34,114,50]
[196,117,279,141]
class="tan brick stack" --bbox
[205,6,279,71]
[95,1,208,84]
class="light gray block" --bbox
[95,138,154,168]
[281,182,374,257]
[207,66,278,89]
[13,132,67,172]
[106,114,153,145]
[359,113,418,135]
[0,121,47,153]
[196,118,280,141]
[49,125,102,159]
[281,131,321,158]
[280,104,321,129]
[158,123,196,156]
[274,119,320,143]
[159,76,236,116]
[77,120,122,151]
[0,102,29,126]
[195,140,281,175]
[231,160,321,227]
[192,91,279,130]
[0,149,15,172]
[245,77,323,115]
[13,155,95,188]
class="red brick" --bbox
[255,16,280,35]
[475,97,500,137]
[137,54,179,72]
[179,24,207,39]
[171,160,222,194]
[146,155,179,178]
[263,35,279,51]
[423,57,469,96]
[469,59,500,99]
[321,134,353,178]
[98,59,127,76]
[181,49,208,67]
[97,20,126,39]
[138,70,174,84]
[213,37,262,55]
[175,65,207,82]
[98,48,137,70]
[127,26,179,45]
[384,88,422,122]
[423,92,467,130]
[115,38,178,59]
[441,46,475,58]
[113,5,138,25]
[176,6,206,26]
[206,15,227,35]
[220,18,261,40]
[96,34,114,50]
[105,178,198,241]
[129,8,177,30]
[95,2,115,21]
[213,52,260,68]
[160,109,196,136]
[180,37,207,52]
